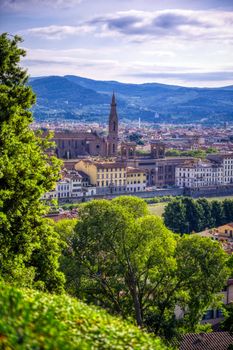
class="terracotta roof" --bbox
[179,332,233,350]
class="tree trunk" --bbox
[127,271,143,327]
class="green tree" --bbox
[112,195,149,218]
[221,303,233,334]
[54,218,78,294]
[0,33,64,291]
[223,199,233,223]
[163,199,187,234]
[175,235,229,330]
[73,200,176,328]
[66,198,229,337]
[196,198,214,230]
[182,197,204,232]
[211,200,225,227]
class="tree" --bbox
[112,195,149,218]
[163,199,187,234]
[211,200,225,227]
[54,218,78,294]
[196,198,214,230]
[182,197,204,233]
[175,235,229,330]
[66,198,229,336]
[0,33,64,292]
[223,199,233,223]
[221,303,233,334]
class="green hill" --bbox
[29,75,233,124]
[0,281,167,350]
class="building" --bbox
[175,159,223,188]
[126,167,147,193]
[42,170,96,199]
[207,153,233,184]
[53,93,118,159]
[107,92,118,157]
[75,159,127,194]
[120,141,193,187]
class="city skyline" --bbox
[1,0,233,87]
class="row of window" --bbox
[97,173,126,179]
[98,168,125,172]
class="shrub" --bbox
[0,281,167,350]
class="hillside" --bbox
[29,75,233,124]
[0,281,166,350]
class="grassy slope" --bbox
[0,282,167,350]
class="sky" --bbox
[1,0,233,87]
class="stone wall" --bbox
[185,185,233,198]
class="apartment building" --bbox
[126,167,147,193]
[75,159,127,194]
[42,170,95,199]
[75,159,147,194]
[175,159,223,188]
[207,153,233,184]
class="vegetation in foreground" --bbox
[0,33,64,292]
[0,281,166,350]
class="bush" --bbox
[144,195,180,204]
[0,281,167,350]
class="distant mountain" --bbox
[29,75,233,124]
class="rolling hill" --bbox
[29,75,233,124]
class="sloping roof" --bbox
[179,332,233,350]
[217,223,233,230]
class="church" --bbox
[53,93,118,159]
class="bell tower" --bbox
[107,93,118,156]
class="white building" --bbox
[207,153,233,184]
[175,159,223,188]
[42,170,95,199]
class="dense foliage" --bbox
[57,196,229,338]
[165,148,217,158]
[221,303,233,334]
[0,33,64,291]
[0,281,166,350]
[164,197,233,234]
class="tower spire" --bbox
[111,91,116,106]
[107,92,118,157]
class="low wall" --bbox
[59,188,184,204]
[185,185,233,198]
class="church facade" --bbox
[53,93,118,159]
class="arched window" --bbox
[113,144,115,154]
[113,121,116,131]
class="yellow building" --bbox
[75,159,127,194]
[126,167,147,192]
[75,160,147,195]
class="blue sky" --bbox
[1,0,233,87]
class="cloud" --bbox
[88,9,233,41]
[26,25,93,39]
[24,9,233,42]
[0,0,83,11]
[126,71,233,82]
